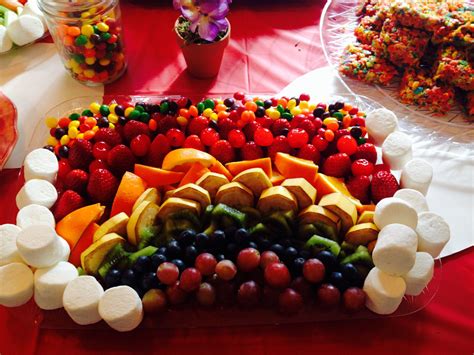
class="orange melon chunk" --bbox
[274,153,318,184]
[179,163,210,187]
[226,158,272,178]
[209,160,233,181]
[111,172,147,217]
[314,173,362,209]
[162,148,216,172]
[56,204,105,249]
[134,164,184,187]
[270,171,285,186]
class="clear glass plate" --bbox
[319,0,474,154]
[24,94,442,329]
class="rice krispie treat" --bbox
[399,68,456,113]
[434,46,474,91]
[339,43,398,85]
[433,8,474,47]
[354,16,382,45]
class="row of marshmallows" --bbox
[361,108,450,314]
[0,147,143,331]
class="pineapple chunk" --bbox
[196,172,229,201]
[319,192,358,233]
[232,168,272,198]
[171,183,211,210]
[157,197,201,221]
[282,178,317,210]
[215,182,254,209]
[257,186,298,215]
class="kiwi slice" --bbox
[305,235,341,257]
[248,223,268,237]
[265,212,292,238]
[97,243,130,280]
[137,226,159,250]
[239,207,262,227]
[341,245,373,266]
[298,223,320,241]
[341,241,357,253]
[128,245,158,266]
[313,221,338,241]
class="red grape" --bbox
[343,287,366,312]
[157,262,179,285]
[264,262,291,289]
[237,248,260,272]
[237,281,261,307]
[142,289,167,313]
[290,276,313,301]
[260,251,280,270]
[215,260,237,281]
[179,268,202,292]
[303,258,325,283]
[196,282,216,307]
[317,283,341,307]
[278,288,303,315]
[166,281,187,305]
[195,253,217,276]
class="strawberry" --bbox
[353,143,377,164]
[243,121,259,141]
[346,175,371,204]
[183,135,205,151]
[271,119,290,136]
[297,144,320,164]
[53,190,86,221]
[290,114,306,128]
[268,135,291,159]
[322,153,351,178]
[87,168,119,203]
[210,140,235,164]
[373,163,390,174]
[146,134,171,167]
[241,141,264,160]
[57,159,72,180]
[370,170,399,203]
[64,169,89,194]
[187,116,209,136]
[256,116,272,129]
[123,120,150,142]
[93,128,122,147]
[217,118,236,140]
[89,159,108,172]
[68,139,93,169]
[297,119,316,139]
[157,114,179,134]
[107,144,136,177]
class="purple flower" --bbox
[174,0,231,41]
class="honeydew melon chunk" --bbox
[281,178,317,210]
[7,14,44,46]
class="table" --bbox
[1,1,473,353]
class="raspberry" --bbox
[351,159,374,176]
[241,141,264,160]
[130,134,151,157]
[200,128,220,147]
[93,128,122,147]
[322,153,351,178]
[312,135,329,152]
[123,120,150,142]
[165,128,186,147]
[268,136,291,159]
[183,135,205,151]
[157,114,179,134]
[346,175,371,204]
[287,128,309,148]
[297,119,316,139]
[188,116,209,136]
[297,144,320,164]
[210,140,235,164]
[337,135,358,155]
[254,127,274,147]
[271,119,291,136]
[92,141,111,160]
[107,144,135,177]
[68,139,93,169]
[64,169,89,194]
[353,143,377,164]
[370,170,399,203]
[227,129,246,148]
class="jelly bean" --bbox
[324,129,335,142]
[85,57,96,65]
[90,102,101,114]
[244,101,258,112]
[196,102,205,114]
[287,99,297,110]
[81,24,94,37]
[68,126,78,138]
[267,109,280,120]
[217,111,229,120]
[60,135,70,145]
[84,130,95,140]
[148,118,157,131]
[179,108,190,118]
[63,36,74,46]
[99,105,110,116]
[108,123,115,130]
[73,66,83,74]
[85,117,97,127]
[75,35,88,46]
[299,101,309,110]
[77,133,84,140]
[84,41,94,49]
[109,104,118,115]
[276,105,285,114]
[277,98,288,108]
[83,69,94,80]
[97,22,109,32]
[203,99,215,110]
[210,113,218,121]
[290,107,302,116]
[281,112,293,120]
[124,107,134,117]
[45,117,58,129]
[189,105,198,117]
[99,58,111,66]
[332,111,344,120]
[92,125,99,132]
[72,54,85,64]
[134,105,144,113]
[255,100,264,107]
[69,113,80,120]
[67,26,81,37]
[139,112,150,123]
[177,116,188,126]
[82,109,94,117]
[241,110,255,123]
[100,32,111,41]
[90,34,101,44]
[83,48,96,58]
[128,110,141,120]
[58,117,71,128]
[202,108,213,118]
[108,114,118,124]
[81,11,91,19]
[69,121,80,128]
[47,136,58,146]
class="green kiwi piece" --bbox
[97,243,130,280]
[305,235,341,256]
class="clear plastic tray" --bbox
[24,94,443,329]
[319,0,474,154]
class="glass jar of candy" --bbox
[38,0,126,86]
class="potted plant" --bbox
[173,0,231,78]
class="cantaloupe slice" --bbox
[162,148,216,172]
[134,164,184,187]
[314,173,363,209]
[209,160,233,181]
[110,172,147,217]
[69,223,99,267]
[270,170,285,186]
[179,162,210,187]
[226,158,272,178]
[274,153,318,184]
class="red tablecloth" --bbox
[1,1,473,354]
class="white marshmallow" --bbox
[374,197,418,230]
[365,108,398,146]
[0,224,24,266]
[400,159,433,195]
[0,25,13,53]
[402,252,434,296]
[16,179,58,210]
[363,267,406,315]
[393,189,429,213]
[63,276,104,325]
[99,286,143,332]
[20,0,47,27]
[16,204,55,229]
[58,237,70,262]
[0,263,34,307]
[34,261,78,310]
[416,212,450,258]
[382,131,413,170]
[16,225,64,268]
[23,148,58,183]
[6,15,45,46]
[373,223,418,276]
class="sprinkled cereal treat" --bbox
[399,68,456,113]
[433,46,474,91]
[354,16,383,45]
[372,18,431,67]
[339,42,398,86]
[390,0,466,32]
[356,0,391,17]
[433,8,474,47]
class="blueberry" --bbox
[350,126,362,139]
[157,247,167,255]
[104,269,121,288]
[140,272,159,291]
[121,269,137,288]
[133,255,152,273]
[283,246,298,263]
[96,116,109,128]
[298,249,311,260]
[257,238,271,252]
[334,101,344,110]
[195,232,210,249]
[315,250,338,273]
[58,145,69,158]
[184,245,198,264]
[269,243,284,258]
[118,116,127,126]
[211,230,226,249]
[280,239,292,248]
[292,257,305,276]
[171,259,186,273]
[224,98,235,107]
[224,226,237,240]
[114,105,125,116]
[234,228,250,245]
[248,241,258,250]
[215,254,225,262]
[225,243,238,260]
[151,253,167,269]
[340,263,363,287]
[177,229,196,247]
[330,271,349,291]
[167,240,182,259]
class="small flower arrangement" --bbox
[173,0,231,44]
